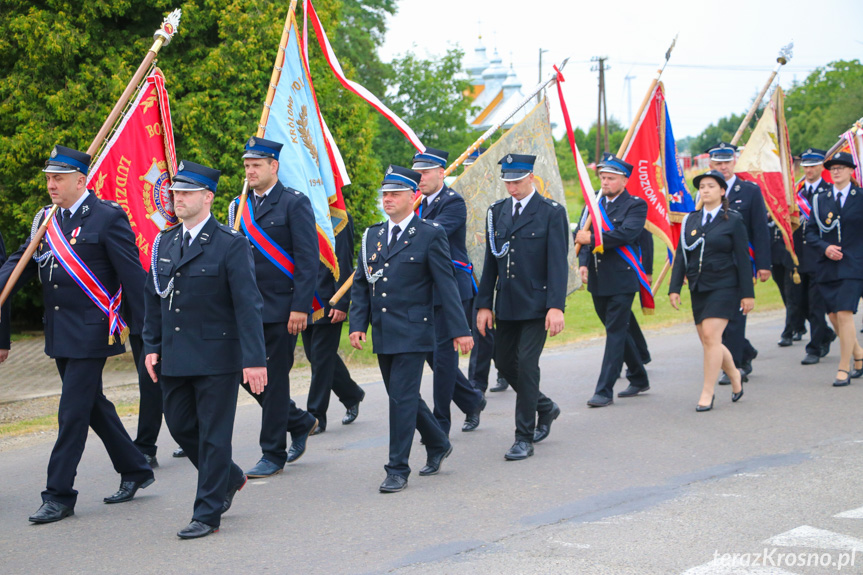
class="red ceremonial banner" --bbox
[621,84,674,250]
[88,69,178,270]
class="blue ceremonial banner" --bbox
[665,102,694,217]
[264,15,339,277]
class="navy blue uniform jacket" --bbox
[477,193,570,320]
[578,191,648,297]
[349,214,470,355]
[796,179,830,276]
[726,177,771,272]
[669,209,755,298]
[419,184,475,303]
[143,216,267,376]
[234,181,319,322]
[804,183,863,283]
[0,194,145,358]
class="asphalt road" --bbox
[2,311,863,574]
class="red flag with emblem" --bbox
[88,68,178,270]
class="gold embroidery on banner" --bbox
[298,105,319,167]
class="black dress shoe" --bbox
[718,371,731,385]
[586,394,613,407]
[222,475,247,514]
[379,474,408,493]
[792,331,804,341]
[309,425,325,436]
[696,396,715,412]
[778,336,793,347]
[29,501,74,524]
[834,369,852,387]
[504,440,534,461]
[740,360,753,376]
[173,448,186,458]
[732,385,744,403]
[489,376,509,392]
[177,520,218,539]
[533,402,561,443]
[419,444,453,476]
[103,477,155,504]
[287,419,318,463]
[245,458,283,478]
[143,454,159,468]
[462,397,486,432]
[618,385,650,398]
[342,403,360,425]
[801,354,820,365]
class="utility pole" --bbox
[591,56,610,167]
[537,48,549,105]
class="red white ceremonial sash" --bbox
[43,211,129,344]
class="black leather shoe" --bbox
[29,501,73,524]
[309,425,325,436]
[778,336,793,347]
[103,477,155,504]
[504,440,534,461]
[732,385,744,403]
[489,376,509,392]
[718,371,731,385]
[143,454,159,468]
[586,394,613,407]
[851,358,863,379]
[696,396,715,412]
[287,419,318,463]
[792,331,804,341]
[834,369,852,387]
[419,444,453,476]
[740,360,753,376]
[177,520,218,539]
[173,448,186,458]
[801,354,820,365]
[533,402,561,443]
[821,331,837,357]
[342,403,360,425]
[462,397,486,432]
[222,475,247,514]
[618,385,650,398]
[245,458,283,478]
[379,474,408,493]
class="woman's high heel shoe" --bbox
[696,395,715,412]
[732,384,744,403]
[851,358,863,379]
[834,369,851,387]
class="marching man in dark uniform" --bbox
[705,143,771,384]
[303,213,366,433]
[350,165,473,493]
[576,153,651,407]
[0,145,154,523]
[796,148,835,365]
[804,152,863,387]
[412,147,486,434]
[477,153,568,460]
[230,137,320,477]
[143,160,267,539]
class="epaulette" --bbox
[491,198,507,206]
[216,222,241,236]
[159,223,181,235]
[542,196,562,208]
[417,218,439,228]
[100,199,123,209]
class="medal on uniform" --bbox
[70,227,81,245]
[826,218,832,225]
[828,212,834,218]
[370,253,377,262]
[691,230,697,236]
[376,241,382,251]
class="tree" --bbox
[374,48,479,170]
[686,113,749,156]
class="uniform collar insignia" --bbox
[408,226,416,236]
[434,197,440,202]
[734,184,740,191]
[200,233,209,240]
[81,204,89,214]
[377,227,385,237]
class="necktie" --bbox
[836,192,843,207]
[420,197,428,217]
[181,231,191,258]
[254,194,264,211]
[388,225,401,251]
[513,201,522,222]
[62,209,71,233]
[806,185,813,195]
[704,213,713,226]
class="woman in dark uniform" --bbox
[669,170,754,411]
[804,152,863,387]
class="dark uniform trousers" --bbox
[240,323,315,465]
[379,352,448,477]
[0,194,153,508]
[722,177,771,367]
[800,272,832,355]
[494,318,554,442]
[129,334,163,457]
[771,225,806,338]
[302,321,364,430]
[426,298,483,435]
[469,303,496,392]
[591,294,648,398]
[161,371,246,527]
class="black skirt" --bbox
[818,279,863,314]
[690,287,741,324]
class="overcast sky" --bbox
[378,0,863,140]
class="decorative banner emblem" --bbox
[140,160,178,230]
